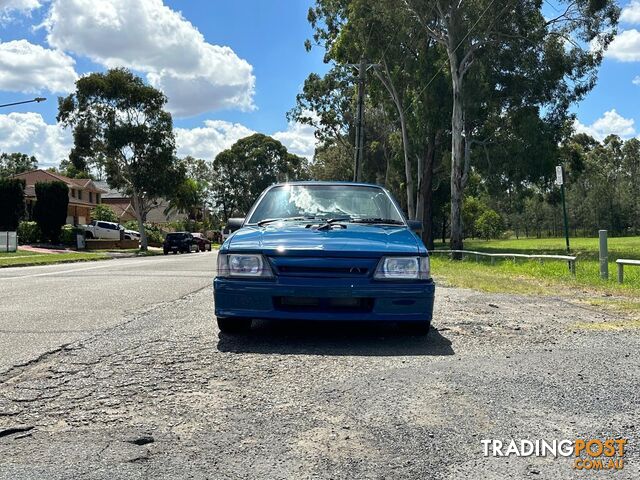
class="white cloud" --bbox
[633,75,640,85]
[273,119,317,159]
[175,120,255,161]
[621,1,640,24]
[43,0,255,117]
[0,112,72,167]
[574,109,636,141]
[176,118,318,162]
[0,0,41,14]
[605,29,640,62]
[0,40,77,94]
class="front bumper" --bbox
[213,276,435,322]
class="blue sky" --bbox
[0,0,638,168]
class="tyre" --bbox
[217,317,252,333]
[163,249,168,255]
[400,321,431,336]
[85,232,93,239]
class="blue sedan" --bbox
[213,182,435,334]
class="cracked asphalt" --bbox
[0,252,638,479]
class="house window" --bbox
[78,190,83,200]
[71,189,76,198]
[89,192,93,203]
[96,194,101,204]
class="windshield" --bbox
[246,184,405,225]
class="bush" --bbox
[33,181,69,243]
[0,178,26,231]
[475,210,506,240]
[17,221,41,244]
[59,224,85,245]
[91,204,118,222]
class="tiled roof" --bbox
[12,169,107,193]
[93,180,127,199]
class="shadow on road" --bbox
[216,320,454,356]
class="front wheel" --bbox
[217,317,252,334]
[400,321,431,336]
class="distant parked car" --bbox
[123,229,140,240]
[163,232,198,254]
[80,220,122,240]
[191,232,212,252]
[79,220,139,241]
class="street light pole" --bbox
[0,97,47,109]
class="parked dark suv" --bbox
[163,232,197,254]
[191,232,212,252]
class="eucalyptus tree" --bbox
[58,68,182,250]
[402,0,619,251]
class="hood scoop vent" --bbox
[314,223,347,231]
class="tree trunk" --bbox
[131,190,148,251]
[449,71,465,256]
[418,133,437,250]
[399,108,416,219]
[375,65,414,219]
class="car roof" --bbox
[269,181,384,188]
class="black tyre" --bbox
[400,321,431,336]
[217,317,252,333]
[163,250,168,255]
[85,232,93,239]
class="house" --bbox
[12,169,106,225]
[94,181,187,224]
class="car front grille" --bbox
[276,266,369,276]
[269,256,377,278]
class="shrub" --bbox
[0,178,26,231]
[33,181,69,243]
[475,210,506,240]
[91,204,118,222]
[17,221,41,244]
[59,224,84,245]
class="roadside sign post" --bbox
[599,230,608,280]
[556,165,570,254]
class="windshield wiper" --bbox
[257,216,319,226]
[316,216,352,230]
[350,218,405,225]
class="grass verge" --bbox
[431,236,640,317]
[0,252,111,268]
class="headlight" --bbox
[217,253,273,278]
[374,256,430,280]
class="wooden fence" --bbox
[430,249,577,275]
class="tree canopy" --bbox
[57,68,183,250]
[297,0,620,250]
[211,134,309,218]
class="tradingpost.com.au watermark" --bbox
[482,438,628,471]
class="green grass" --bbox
[430,236,640,315]
[0,252,110,268]
[443,236,640,261]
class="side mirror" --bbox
[226,218,245,232]
[407,220,423,232]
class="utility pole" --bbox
[348,58,379,182]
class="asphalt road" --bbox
[0,252,216,374]
[0,253,638,479]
